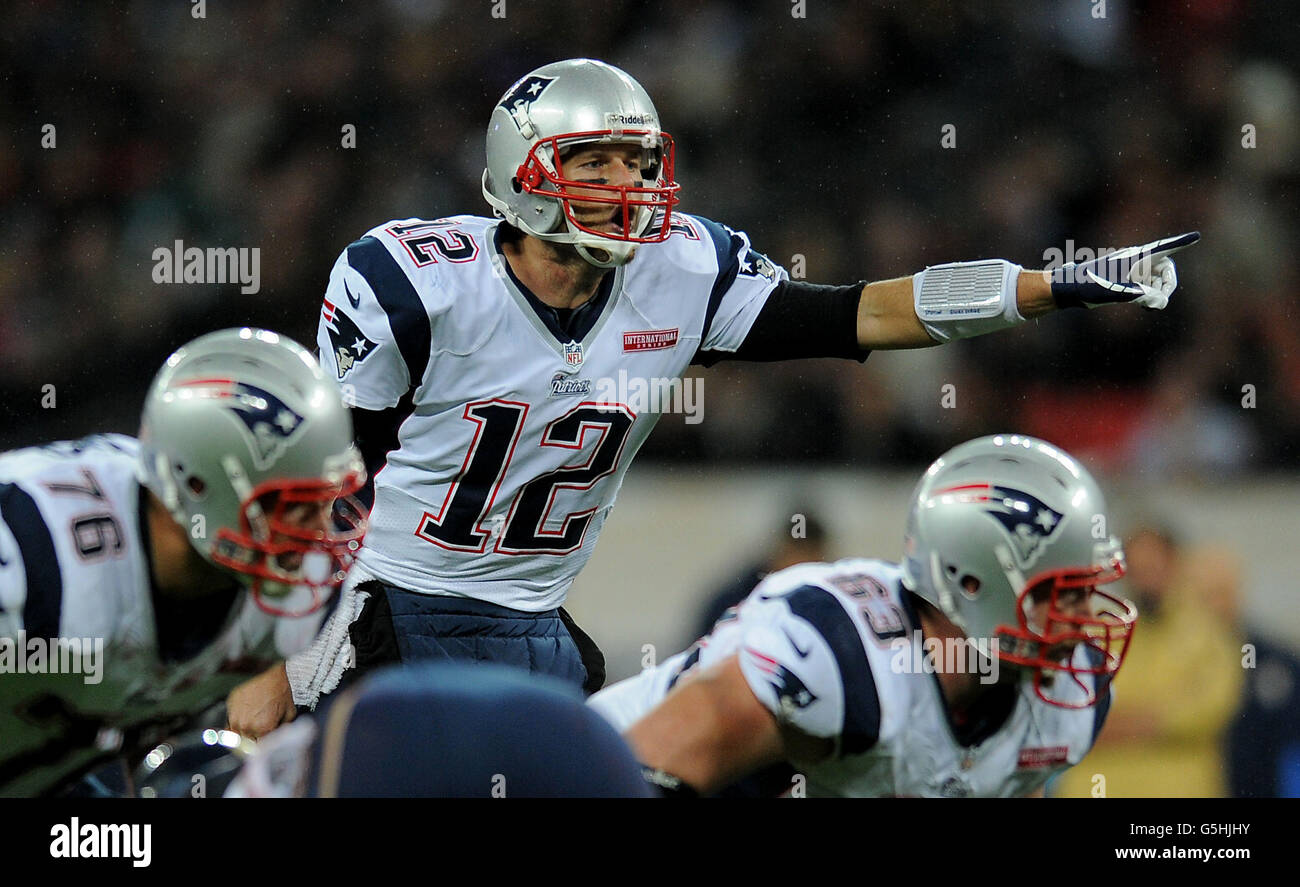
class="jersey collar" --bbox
[490,223,624,357]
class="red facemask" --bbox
[514,130,681,242]
[995,558,1137,709]
[211,471,368,618]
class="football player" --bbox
[0,328,365,796]
[230,58,1192,734]
[588,435,1138,797]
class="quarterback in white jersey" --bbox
[0,330,365,795]
[589,436,1139,797]
[318,209,778,608]
[236,56,1193,730]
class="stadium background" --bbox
[2,1,1297,795]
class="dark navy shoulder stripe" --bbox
[346,236,433,395]
[782,584,881,755]
[0,483,63,637]
[692,216,747,349]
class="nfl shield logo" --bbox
[562,340,584,371]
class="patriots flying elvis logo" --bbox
[174,379,307,469]
[744,647,818,718]
[738,248,778,282]
[932,483,1066,568]
[322,289,377,380]
[498,75,555,133]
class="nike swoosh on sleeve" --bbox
[783,627,811,659]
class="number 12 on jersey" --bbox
[414,399,635,556]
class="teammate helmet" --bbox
[482,58,680,269]
[900,434,1137,708]
[138,328,366,617]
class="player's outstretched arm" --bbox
[626,654,831,795]
[856,232,1200,350]
[855,270,1054,349]
[626,655,786,795]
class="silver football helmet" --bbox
[482,58,680,269]
[138,328,366,616]
[900,434,1137,708]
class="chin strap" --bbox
[573,240,634,268]
[930,550,958,624]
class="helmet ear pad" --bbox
[487,160,566,236]
[530,190,565,235]
[517,148,567,234]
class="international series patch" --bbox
[1017,746,1069,769]
[623,328,678,352]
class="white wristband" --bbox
[913,259,1024,342]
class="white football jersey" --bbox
[317,213,784,610]
[589,558,1110,797]
[0,435,312,796]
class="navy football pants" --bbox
[346,581,606,695]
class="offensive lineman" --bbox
[589,435,1138,797]
[0,329,365,795]
[229,58,1193,735]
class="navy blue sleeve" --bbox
[348,393,415,509]
[711,279,871,364]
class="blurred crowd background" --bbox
[2,0,1297,475]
